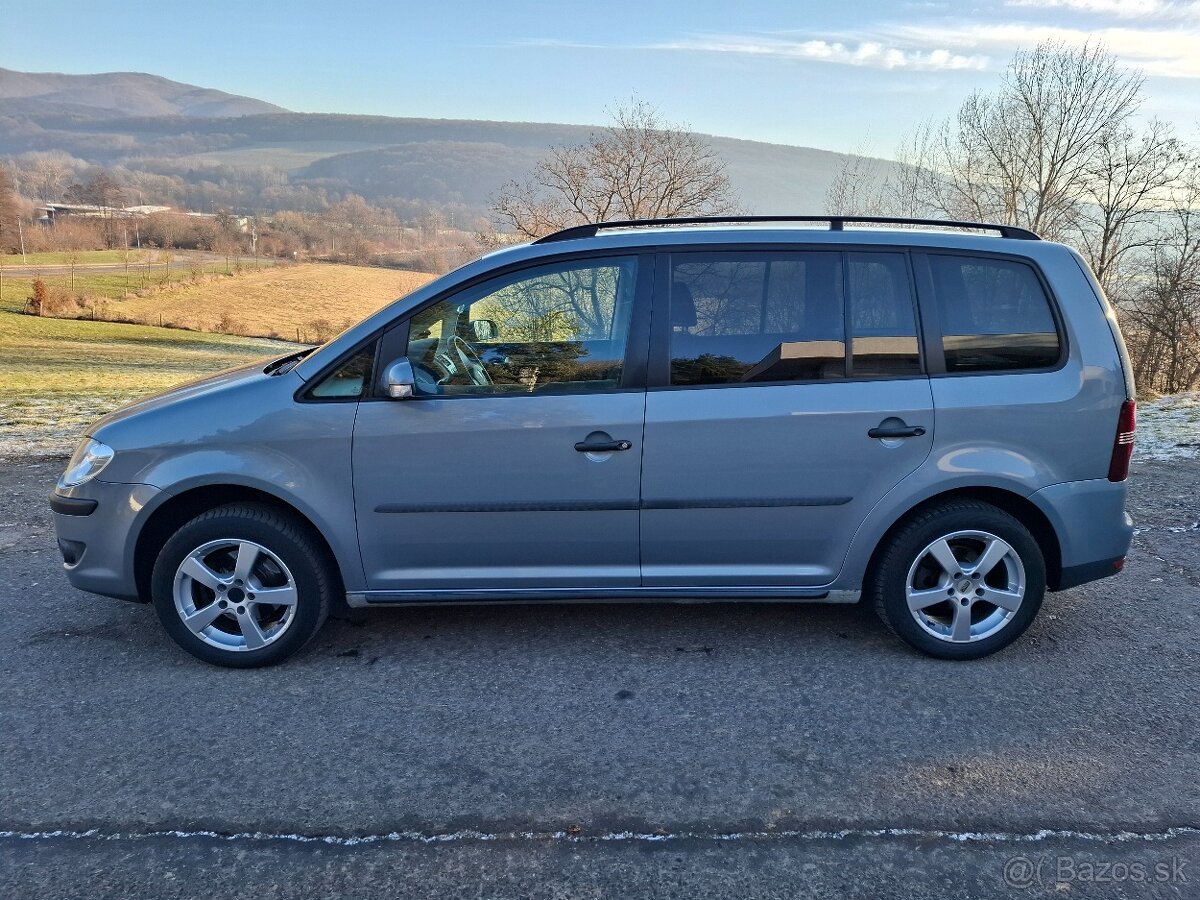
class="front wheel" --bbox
[151,504,333,667]
[871,500,1045,660]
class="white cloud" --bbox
[649,35,989,71]
[889,21,1200,77]
[1005,0,1176,17]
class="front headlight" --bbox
[58,438,115,489]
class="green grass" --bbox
[0,307,297,459]
[0,249,150,267]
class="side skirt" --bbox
[345,587,861,608]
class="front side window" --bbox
[307,343,376,399]
[669,252,845,385]
[928,255,1060,372]
[405,256,638,395]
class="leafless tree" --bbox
[899,42,1148,240]
[28,154,72,204]
[493,101,739,239]
[1071,120,1184,292]
[1122,160,1200,394]
[823,147,893,217]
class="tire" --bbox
[151,503,333,667]
[871,500,1045,660]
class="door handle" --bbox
[574,438,633,452]
[868,421,927,439]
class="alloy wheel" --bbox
[172,539,299,651]
[904,529,1026,643]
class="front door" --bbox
[640,248,934,587]
[353,254,649,594]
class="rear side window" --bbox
[847,253,921,377]
[928,255,1060,372]
[669,252,846,385]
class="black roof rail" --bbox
[531,215,1041,244]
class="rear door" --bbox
[640,248,934,587]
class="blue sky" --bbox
[4,0,1200,156]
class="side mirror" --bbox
[383,358,416,399]
[469,319,498,342]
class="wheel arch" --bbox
[862,486,1064,593]
[133,484,347,603]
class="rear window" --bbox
[928,255,1060,372]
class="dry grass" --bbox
[66,264,435,341]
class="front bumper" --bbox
[50,480,162,602]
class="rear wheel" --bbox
[871,500,1045,660]
[151,504,333,667]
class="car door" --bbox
[352,253,651,595]
[640,248,934,588]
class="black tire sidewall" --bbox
[877,505,1046,660]
[151,508,328,667]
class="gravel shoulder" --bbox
[1,456,1197,898]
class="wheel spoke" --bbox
[906,586,948,612]
[950,602,973,642]
[179,556,223,591]
[236,608,268,650]
[232,542,260,582]
[181,601,226,634]
[926,539,961,577]
[970,537,1012,580]
[251,584,298,607]
[980,585,1023,612]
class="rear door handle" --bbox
[574,439,633,452]
[868,421,927,439]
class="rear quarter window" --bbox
[928,255,1060,372]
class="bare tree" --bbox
[0,169,20,254]
[901,42,1147,241]
[823,146,893,217]
[494,101,739,239]
[1071,120,1184,292]
[1122,160,1200,394]
[28,154,72,204]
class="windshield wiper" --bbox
[264,347,316,376]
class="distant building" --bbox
[35,203,220,226]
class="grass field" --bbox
[0,311,298,459]
[86,264,433,340]
[0,249,151,267]
[0,261,434,459]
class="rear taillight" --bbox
[1107,399,1136,482]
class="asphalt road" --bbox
[1,457,1197,898]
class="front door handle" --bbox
[575,438,633,452]
[868,420,927,439]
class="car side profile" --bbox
[50,216,1136,667]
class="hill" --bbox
[0,68,891,221]
[0,67,287,118]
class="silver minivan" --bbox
[50,216,1137,667]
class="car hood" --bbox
[88,358,274,445]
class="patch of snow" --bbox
[1135,391,1200,462]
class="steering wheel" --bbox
[449,335,492,386]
